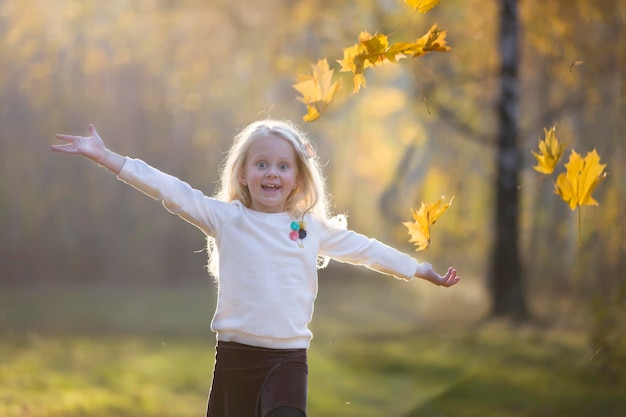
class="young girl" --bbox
[52,119,459,417]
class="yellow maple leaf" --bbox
[403,196,454,251]
[338,28,450,94]
[336,43,367,92]
[531,126,566,175]
[337,32,389,94]
[293,58,342,122]
[407,24,451,57]
[555,149,607,210]
[404,0,441,13]
[383,25,450,59]
[359,32,396,64]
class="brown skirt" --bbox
[206,341,308,417]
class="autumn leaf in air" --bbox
[555,149,607,211]
[297,2,451,119]
[406,24,452,57]
[403,196,454,251]
[337,32,392,94]
[383,25,450,61]
[293,58,342,122]
[338,26,450,94]
[531,126,566,175]
[405,0,441,13]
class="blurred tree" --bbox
[379,0,625,321]
[488,0,527,319]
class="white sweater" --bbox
[118,158,419,349]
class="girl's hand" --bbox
[436,267,460,287]
[416,263,460,287]
[52,124,107,164]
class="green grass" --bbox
[0,334,211,416]
[1,273,624,417]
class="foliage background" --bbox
[1,0,624,289]
[0,0,624,415]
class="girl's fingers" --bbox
[441,268,459,287]
[51,143,76,153]
[52,125,100,156]
[55,134,77,142]
[449,274,460,286]
[52,134,84,152]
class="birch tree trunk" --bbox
[489,0,528,320]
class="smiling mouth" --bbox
[262,184,281,190]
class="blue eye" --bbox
[279,163,288,170]
[257,161,267,168]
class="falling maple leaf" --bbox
[405,0,441,13]
[555,149,607,211]
[360,32,391,63]
[293,58,342,122]
[531,126,566,175]
[529,125,608,245]
[296,3,451,119]
[337,26,450,94]
[384,25,450,60]
[337,32,391,94]
[406,23,451,57]
[336,42,369,93]
[403,196,454,251]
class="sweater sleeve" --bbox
[316,222,418,281]
[117,157,229,237]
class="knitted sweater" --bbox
[118,158,419,349]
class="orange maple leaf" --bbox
[403,196,454,251]
[531,126,566,175]
[293,58,342,122]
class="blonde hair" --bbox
[207,118,343,280]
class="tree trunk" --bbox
[489,0,528,320]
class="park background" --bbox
[1,0,625,416]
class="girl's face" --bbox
[241,134,299,213]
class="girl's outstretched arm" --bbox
[415,263,460,287]
[52,124,125,175]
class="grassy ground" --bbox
[1,270,624,417]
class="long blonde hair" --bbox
[207,118,342,280]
